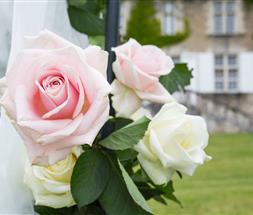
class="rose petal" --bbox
[111,80,141,118]
[38,113,83,145]
[42,75,78,119]
[137,154,174,185]
[132,45,174,77]
[83,46,108,78]
[24,30,73,50]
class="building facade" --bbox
[120,0,253,132]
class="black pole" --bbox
[105,0,119,85]
[105,0,119,116]
[102,0,119,137]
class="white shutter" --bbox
[181,52,214,93]
[239,53,253,93]
[197,53,215,93]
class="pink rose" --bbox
[111,39,174,117]
[0,30,111,165]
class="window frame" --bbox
[212,0,237,36]
[163,0,177,35]
[214,53,239,93]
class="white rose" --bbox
[134,102,211,185]
[24,147,82,208]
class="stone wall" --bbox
[182,92,253,133]
[164,0,253,55]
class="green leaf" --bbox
[34,204,106,215]
[99,116,150,150]
[156,181,182,207]
[159,63,193,94]
[67,6,104,36]
[34,205,82,215]
[132,168,150,183]
[68,0,87,7]
[99,154,152,215]
[71,149,110,208]
[152,195,167,205]
[81,0,106,16]
[113,117,134,130]
[176,170,183,179]
[85,204,106,215]
[119,161,152,213]
[136,182,163,200]
[89,36,105,48]
[116,148,138,162]
[101,117,133,139]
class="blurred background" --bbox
[119,1,253,214]
[0,0,253,214]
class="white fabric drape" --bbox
[0,1,88,214]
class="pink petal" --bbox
[113,57,158,91]
[35,80,57,111]
[62,68,85,118]
[42,76,78,119]
[37,113,83,144]
[135,81,174,103]
[83,46,108,78]
[24,30,73,50]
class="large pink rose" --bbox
[0,30,111,165]
[111,39,174,117]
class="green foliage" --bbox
[34,204,105,215]
[98,154,152,215]
[34,205,84,215]
[125,0,190,47]
[244,0,253,7]
[156,182,182,207]
[133,171,182,207]
[99,116,150,150]
[116,148,138,162]
[102,117,133,136]
[125,0,161,45]
[119,161,152,213]
[67,0,105,36]
[88,36,105,48]
[71,149,110,208]
[156,19,190,47]
[68,0,87,7]
[159,63,193,94]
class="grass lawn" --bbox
[149,133,253,215]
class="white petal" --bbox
[137,154,174,185]
[130,107,152,121]
[111,80,141,118]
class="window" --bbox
[215,54,223,66]
[214,1,223,34]
[163,1,176,35]
[228,54,238,90]
[213,0,236,35]
[214,54,238,92]
[214,54,225,90]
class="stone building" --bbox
[120,0,253,132]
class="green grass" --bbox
[149,133,253,215]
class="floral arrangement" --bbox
[0,30,210,215]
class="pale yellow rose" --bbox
[134,102,211,185]
[24,147,82,208]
